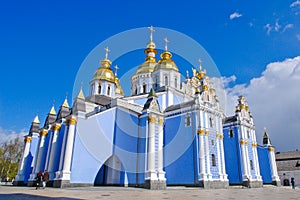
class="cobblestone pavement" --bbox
[0,185,299,200]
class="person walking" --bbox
[35,170,43,190]
[43,170,49,189]
[291,177,295,189]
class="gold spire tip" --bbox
[33,115,40,124]
[50,105,56,115]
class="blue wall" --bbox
[223,126,243,184]
[164,114,198,185]
[257,146,272,184]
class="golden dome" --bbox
[93,57,116,82]
[136,42,158,74]
[114,77,124,96]
[137,61,157,74]
[93,67,115,82]
[154,51,179,71]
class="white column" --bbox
[157,117,165,180]
[245,144,251,179]
[44,128,54,171]
[34,129,48,174]
[204,112,211,179]
[16,137,32,181]
[198,129,206,180]
[269,147,280,181]
[240,140,248,180]
[47,123,61,179]
[252,145,261,180]
[55,123,69,179]
[219,134,227,180]
[60,117,77,180]
[146,116,157,180]
[205,131,211,179]
[216,134,222,180]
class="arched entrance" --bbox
[94,155,126,186]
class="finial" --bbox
[104,47,110,59]
[198,58,202,71]
[62,92,69,108]
[264,127,267,132]
[114,65,119,76]
[164,38,169,51]
[33,115,40,124]
[50,104,56,115]
[148,26,155,42]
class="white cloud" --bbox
[0,127,27,146]
[282,24,294,32]
[274,20,281,32]
[297,34,300,41]
[218,56,300,152]
[290,0,300,7]
[229,12,242,20]
[264,23,272,35]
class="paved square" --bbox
[0,185,299,200]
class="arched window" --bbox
[247,130,250,139]
[91,85,94,96]
[229,128,234,138]
[185,113,191,126]
[135,86,138,95]
[155,75,158,89]
[165,76,168,86]
[209,116,213,128]
[250,160,254,170]
[98,83,102,94]
[175,77,177,88]
[107,85,111,95]
[143,83,147,93]
[212,154,216,166]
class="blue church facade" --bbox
[14,28,280,189]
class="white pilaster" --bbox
[15,137,31,181]
[60,117,77,180]
[157,117,165,180]
[216,134,223,180]
[240,140,248,180]
[198,129,206,180]
[269,147,280,181]
[47,123,61,179]
[55,122,69,179]
[146,116,157,180]
[29,129,48,181]
[44,128,54,171]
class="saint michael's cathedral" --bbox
[14,28,280,189]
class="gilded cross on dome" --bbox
[148,26,155,42]
[104,47,110,59]
[164,38,169,51]
[114,65,119,76]
[198,58,203,71]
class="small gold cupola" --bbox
[93,47,116,83]
[154,38,179,72]
[114,65,124,96]
[136,26,158,74]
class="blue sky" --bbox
[0,0,299,151]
